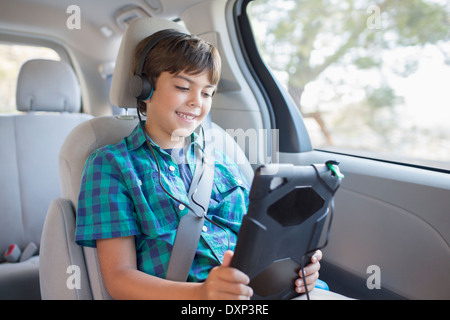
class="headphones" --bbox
[129,29,188,101]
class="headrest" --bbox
[109,17,189,109]
[16,59,81,113]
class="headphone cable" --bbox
[137,112,230,250]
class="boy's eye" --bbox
[176,86,189,91]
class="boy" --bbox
[75,30,321,299]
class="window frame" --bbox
[233,0,313,154]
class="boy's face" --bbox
[144,70,216,149]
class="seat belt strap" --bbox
[166,114,215,282]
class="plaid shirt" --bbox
[75,123,249,282]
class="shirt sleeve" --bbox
[75,147,139,248]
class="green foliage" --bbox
[366,85,403,110]
[251,0,450,100]
[249,0,450,147]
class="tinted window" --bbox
[248,0,450,171]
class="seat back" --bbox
[0,59,92,299]
[39,18,254,299]
[40,116,138,299]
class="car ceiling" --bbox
[0,0,212,115]
[0,0,206,60]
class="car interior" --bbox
[0,0,449,300]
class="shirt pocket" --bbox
[212,171,248,204]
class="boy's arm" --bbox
[97,236,200,299]
[97,237,252,300]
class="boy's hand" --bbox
[200,250,253,300]
[295,250,322,294]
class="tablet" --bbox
[230,161,343,300]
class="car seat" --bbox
[0,59,92,299]
[39,17,254,300]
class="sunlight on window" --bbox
[248,0,450,171]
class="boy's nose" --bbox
[187,92,202,107]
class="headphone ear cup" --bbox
[129,74,153,101]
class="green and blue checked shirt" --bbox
[75,123,250,282]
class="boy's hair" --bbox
[132,29,222,114]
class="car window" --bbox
[247,0,450,171]
[0,43,60,114]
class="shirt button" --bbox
[202,226,208,232]
[237,179,242,185]
[169,165,176,172]
[178,204,185,211]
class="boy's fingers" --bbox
[234,283,253,298]
[217,266,250,284]
[312,250,323,262]
[221,250,234,267]
[296,270,319,286]
[216,251,251,285]
[298,265,317,279]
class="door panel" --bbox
[231,0,450,299]
[281,150,450,299]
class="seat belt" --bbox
[166,114,215,282]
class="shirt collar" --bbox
[127,121,201,152]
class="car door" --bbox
[231,0,450,300]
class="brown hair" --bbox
[132,29,222,114]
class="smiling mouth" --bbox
[176,111,199,121]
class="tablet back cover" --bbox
[230,163,342,300]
